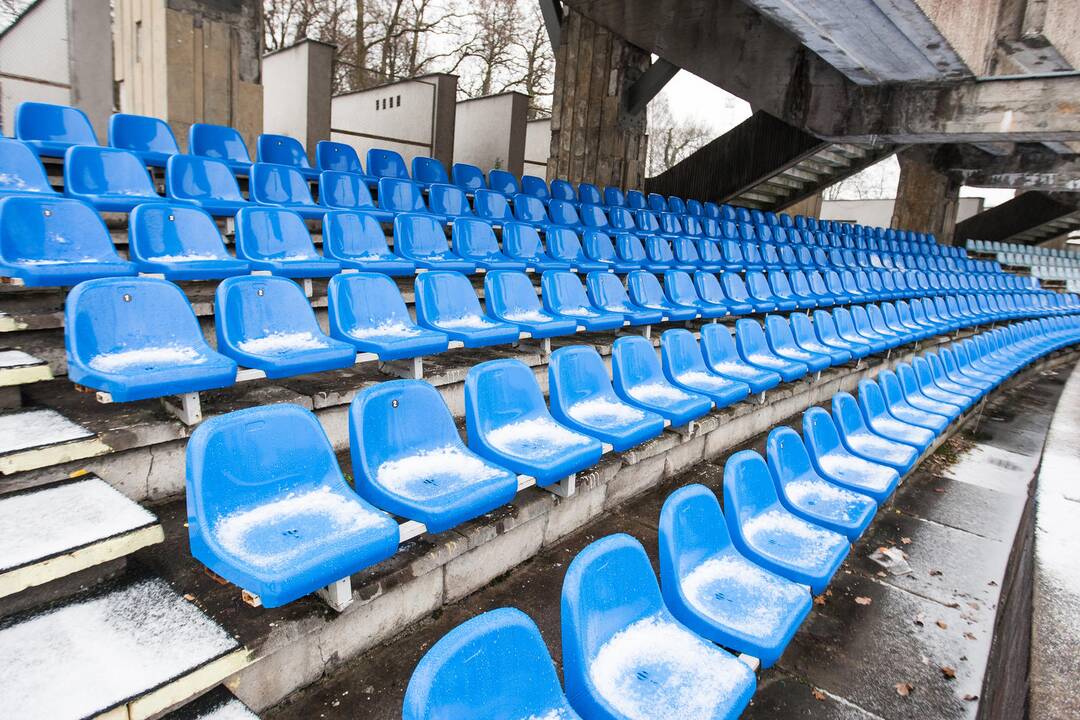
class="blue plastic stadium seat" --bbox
[250,162,326,220]
[722,272,775,314]
[215,275,356,378]
[235,206,339,277]
[912,356,976,409]
[520,174,549,201]
[789,312,852,365]
[830,392,919,473]
[415,270,520,346]
[583,230,640,273]
[765,427,876,540]
[488,169,521,198]
[661,328,752,408]
[611,335,712,426]
[561,534,756,720]
[109,113,180,168]
[328,272,449,359]
[315,141,376,186]
[394,213,476,272]
[65,277,237,401]
[322,209,413,275]
[0,138,59,197]
[586,271,663,325]
[257,134,318,180]
[472,189,514,227]
[188,123,253,174]
[428,183,474,222]
[734,319,809,382]
[411,156,448,187]
[166,155,251,216]
[658,484,812,667]
[349,379,518,532]
[484,270,578,338]
[403,608,581,720]
[833,307,887,354]
[895,363,963,420]
[627,270,697,321]
[723,450,849,595]
[548,227,608,272]
[318,170,393,222]
[128,203,250,280]
[698,323,782,394]
[541,271,624,330]
[366,148,410,181]
[578,182,603,206]
[466,359,602,485]
[856,379,935,451]
[811,309,872,360]
[548,199,587,234]
[548,345,665,450]
[379,177,442,220]
[550,179,578,206]
[186,404,399,608]
[450,162,486,194]
[764,316,832,372]
[15,102,98,157]
[452,218,525,270]
[665,270,728,318]
[695,271,752,316]
[0,196,135,286]
[801,407,900,501]
[64,146,168,212]
[513,193,554,229]
[500,221,566,271]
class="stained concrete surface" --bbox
[263,363,1075,719]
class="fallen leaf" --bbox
[814,595,826,606]
[963,632,977,641]
[936,620,948,630]
[929,569,943,576]
[895,682,914,697]
[964,694,979,702]
[826,589,833,597]
[855,596,873,606]
[811,688,826,702]
[901,537,912,545]
[941,666,957,679]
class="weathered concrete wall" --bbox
[453,92,528,175]
[893,146,962,244]
[915,0,1001,75]
[262,40,334,160]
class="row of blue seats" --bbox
[399,314,1080,719]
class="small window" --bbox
[396,94,401,107]
[374,100,378,111]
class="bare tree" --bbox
[511,5,555,117]
[646,97,713,176]
[0,0,31,28]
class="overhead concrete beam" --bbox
[936,143,1080,190]
[538,0,564,49]
[625,58,680,116]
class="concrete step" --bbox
[0,407,109,476]
[163,686,261,720]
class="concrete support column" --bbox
[263,40,334,160]
[425,74,459,168]
[892,146,961,244]
[67,0,115,140]
[548,7,650,188]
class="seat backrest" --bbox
[394,213,451,259]
[764,315,799,351]
[473,189,513,222]
[315,141,364,173]
[166,155,245,202]
[0,195,119,265]
[734,317,770,355]
[520,174,549,200]
[319,169,376,209]
[484,270,544,318]
[257,134,312,169]
[627,269,666,305]
[129,203,232,263]
[250,163,316,206]
[64,146,159,198]
[548,345,622,412]
[831,391,870,437]
[610,334,666,390]
[699,322,742,366]
[415,270,485,323]
[660,327,711,376]
[16,102,98,146]
[188,123,252,164]
[327,272,418,339]
[216,275,326,351]
[109,113,179,156]
[513,193,551,224]
[582,229,618,262]
[721,272,751,302]
[659,484,733,581]
[379,177,428,213]
[664,270,700,305]
[451,162,486,192]
[235,207,318,260]
[501,221,544,260]
[578,182,602,205]
[723,450,781,527]
[541,270,592,310]
[765,425,825,492]
[429,184,472,217]
[603,186,625,207]
[546,227,587,263]
[0,138,56,195]
[323,210,392,261]
[366,148,409,179]
[465,358,556,442]
[549,199,582,227]
[452,217,501,258]
[411,156,448,185]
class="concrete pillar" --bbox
[548,7,650,188]
[67,0,115,141]
[425,73,458,168]
[892,146,961,244]
[263,40,334,160]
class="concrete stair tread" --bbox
[0,407,109,476]
[0,349,52,387]
[163,686,260,720]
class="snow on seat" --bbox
[322,209,415,275]
[830,391,920,473]
[734,318,809,382]
[214,275,357,379]
[547,226,608,272]
[394,213,476,273]
[561,533,756,720]
[165,155,253,217]
[811,309,872,360]
[913,356,977,409]
[403,607,581,720]
[548,345,665,451]
[764,426,876,540]
[658,484,811,667]
[763,315,832,373]
[65,277,237,402]
[187,404,399,607]
[541,271,625,331]
[586,271,664,325]
[611,335,712,427]
[723,450,849,595]
[14,101,99,158]
[349,379,518,533]
[0,196,136,286]
[129,203,250,280]
[627,270,697,321]
[0,138,60,197]
[235,206,340,278]
[109,113,180,168]
[483,270,579,338]
[660,329,751,407]
[452,217,527,270]
[501,221,570,271]
[414,270,520,347]
[465,359,602,486]
[856,378,936,451]
[875,368,951,433]
[318,170,393,223]
[664,270,727,319]
[894,364,964,420]
[249,162,328,221]
[256,133,319,181]
[328,273,449,360]
[63,146,169,213]
[800,407,900,502]
[694,272,752,317]
[788,312,851,366]
[188,122,253,175]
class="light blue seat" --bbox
[699,323,782,394]
[661,328,752,408]
[627,270,697,321]
[748,271,796,312]
[415,271,520,347]
[378,177,443,220]
[723,450,849,595]
[128,203,250,280]
[166,155,251,216]
[403,608,581,720]
[856,378,935,451]
[876,369,951,433]
[323,209,414,275]
[665,270,727,319]
[548,227,608,272]
[366,148,410,181]
[0,138,59,197]
[722,272,774,314]
[831,391,919,473]
[834,307,887,355]
[349,379,518,532]
[695,271,752,316]
[473,189,515,227]
[764,315,832,372]
[15,102,98,157]
[186,403,398,608]
[0,196,135,286]
[611,335,712,426]
[789,312,852,365]
[801,406,900,501]
[484,270,578,338]
[583,229,639,273]
[450,162,486,194]
[235,207,339,277]
[109,113,180,168]
[912,356,975,410]
[734,318,808,382]
[658,484,812,667]
[895,363,963,419]
[548,199,587,234]
[489,169,521,198]
[521,174,550,201]
[394,213,476,272]
[561,534,756,720]
[215,275,356,378]
[541,271,624,330]
[451,217,525,270]
[318,170,393,222]
[548,345,665,451]
[428,183,474,221]
[502,221,569,271]
[188,123,253,174]
[811,309,872,360]
[64,146,167,212]
[327,272,448,359]
[466,359,602,485]
[257,134,318,180]
[586,271,663,325]
[315,141,377,186]
[927,350,990,397]
[411,156,449,187]
[513,193,554,229]
[766,427,876,540]
[65,277,237,401]
[249,162,326,220]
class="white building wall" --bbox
[523,118,551,178]
[330,79,436,166]
[0,0,71,135]
[453,92,527,176]
[820,197,984,228]
[262,43,311,148]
